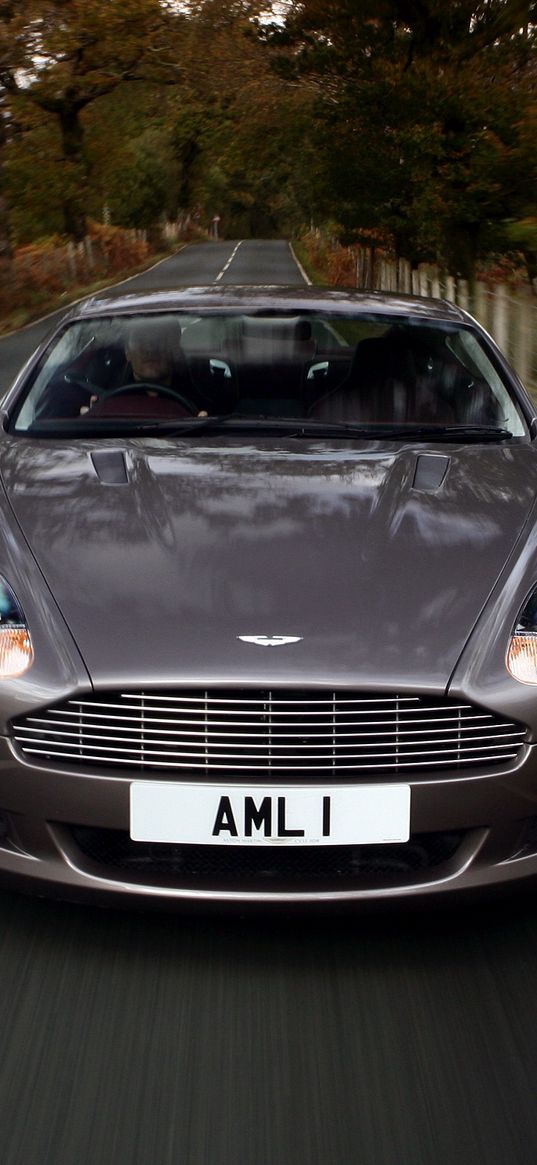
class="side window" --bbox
[15,329,92,428]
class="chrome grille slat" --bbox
[117,694,426,706]
[62,696,480,713]
[64,698,475,713]
[12,689,526,775]
[14,741,523,761]
[28,711,497,730]
[13,727,525,747]
[15,747,522,770]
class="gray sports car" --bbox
[1,283,537,907]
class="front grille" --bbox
[70,825,466,889]
[11,689,526,776]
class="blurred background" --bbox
[1,1,537,385]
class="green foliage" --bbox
[4,111,66,243]
[506,218,537,252]
[0,0,184,239]
[0,0,536,274]
[266,0,537,275]
[106,148,170,230]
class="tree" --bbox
[0,89,12,259]
[0,0,183,240]
[0,0,322,245]
[264,0,537,275]
[160,0,318,235]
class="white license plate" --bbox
[130,782,411,846]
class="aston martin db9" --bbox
[1,284,537,906]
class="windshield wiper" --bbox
[284,422,515,442]
[22,417,514,441]
[386,424,514,442]
[116,418,515,441]
[21,414,236,439]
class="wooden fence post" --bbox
[513,291,531,384]
[357,245,374,290]
[84,237,95,271]
[67,242,77,281]
[372,248,381,290]
[77,242,85,279]
[492,284,508,354]
[382,259,397,291]
[365,246,373,290]
[473,282,487,328]
[398,258,411,293]
[457,280,469,310]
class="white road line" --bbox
[289,243,312,285]
[215,241,243,281]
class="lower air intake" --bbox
[70,826,466,889]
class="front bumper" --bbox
[1,736,537,907]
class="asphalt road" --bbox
[1,240,537,1165]
[0,239,308,388]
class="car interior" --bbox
[14,312,514,432]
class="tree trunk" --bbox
[0,93,12,261]
[0,194,12,261]
[62,197,87,244]
[58,103,88,242]
[444,221,479,282]
[521,248,537,293]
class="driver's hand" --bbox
[80,394,98,415]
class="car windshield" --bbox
[11,310,527,438]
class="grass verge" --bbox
[291,239,329,286]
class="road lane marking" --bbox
[289,243,312,285]
[215,241,243,281]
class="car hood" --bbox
[1,437,536,690]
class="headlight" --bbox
[0,579,33,677]
[507,588,537,683]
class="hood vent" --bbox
[90,449,128,485]
[412,454,450,491]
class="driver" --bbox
[125,317,183,387]
[82,317,208,417]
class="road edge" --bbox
[289,243,312,286]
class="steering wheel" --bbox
[102,382,199,415]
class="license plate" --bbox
[130,782,411,846]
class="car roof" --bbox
[72,284,468,324]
